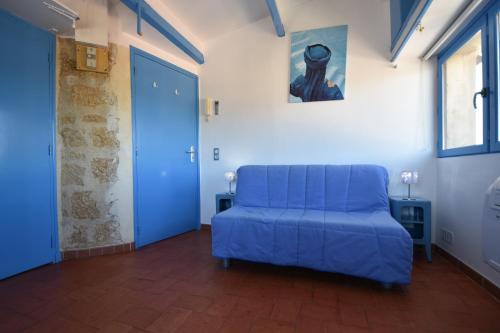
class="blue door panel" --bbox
[132,50,199,248]
[0,11,56,279]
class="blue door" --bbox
[131,48,199,248]
[0,11,57,279]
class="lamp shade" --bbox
[224,171,236,182]
[400,171,419,184]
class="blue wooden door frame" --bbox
[0,11,60,277]
[129,46,200,248]
[48,26,61,264]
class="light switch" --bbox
[213,148,219,161]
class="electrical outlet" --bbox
[213,148,219,161]
[441,228,454,244]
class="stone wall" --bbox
[56,37,134,251]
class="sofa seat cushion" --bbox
[212,206,413,284]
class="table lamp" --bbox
[400,171,418,200]
[224,171,236,194]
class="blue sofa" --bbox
[211,165,413,285]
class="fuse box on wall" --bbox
[75,42,109,73]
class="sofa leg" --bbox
[381,282,393,290]
[223,258,230,269]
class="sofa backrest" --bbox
[234,165,389,212]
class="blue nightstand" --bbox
[216,193,235,214]
[390,197,432,262]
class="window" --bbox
[496,12,500,144]
[438,0,500,157]
[443,31,484,150]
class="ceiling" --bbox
[399,0,472,60]
[0,0,477,63]
[0,0,310,43]
[160,0,269,41]
[158,0,313,41]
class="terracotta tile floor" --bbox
[0,230,498,333]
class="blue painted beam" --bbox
[121,0,204,64]
[265,0,285,37]
[136,0,142,36]
[390,0,433,63]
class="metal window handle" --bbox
[473,87,488,109]
[185,145,196,163]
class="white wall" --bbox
[437,154,500,287]
[199,0,437,227]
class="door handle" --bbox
[185,145,196,163]
[473,87,488,109]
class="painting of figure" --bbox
[289,25,348,103]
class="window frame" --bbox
[489,1,500,152]
[437,0,500,157]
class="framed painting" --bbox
[289,25,348,103]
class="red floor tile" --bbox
[249,318,296,333]
[0,230,498,333]
[60,299,104,323]
[295,315,327,333]
[270,299,301,323]
[300,302,338,321]
[2,291,47,315]
[143,277,177,295]
[121,277,156,292]
[365,307,414,328]
[339,304,369,328]
[84,297,132,329]
[278,285,313,302]
[23,315,97,333]
[171,293,213,312]
[147,306,192,333]
[115,305,161,329]
[220,315,255,333]
[206,294,239,317]
[96,321,135,333]
[313,287,338,307]
[175,312,225,333]
[126,289,179,312]
[0,306,36,332]
[231,296,275,319]
[27,295,77,321]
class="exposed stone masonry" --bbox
[71,191,100,220]
[91,158,119,184]
[91,127,120,149]
[57,38,123,250]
